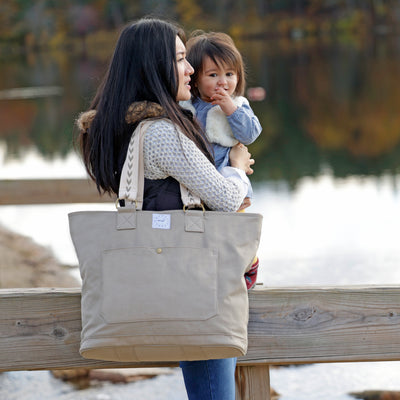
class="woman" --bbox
[76,18,254,399]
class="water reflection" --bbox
[251,173,400,286]
[0,51,106,159]
[243,35,400,187]
[1,35,400,186]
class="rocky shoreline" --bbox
[0,224,79,288]
[351,391,400,400]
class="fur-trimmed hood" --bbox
[76,101,167,133]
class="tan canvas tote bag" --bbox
[68,120,263,362]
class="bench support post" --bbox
[235,365,271,400]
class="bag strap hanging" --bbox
[118,119,203,210]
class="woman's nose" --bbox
[186,60,194,75]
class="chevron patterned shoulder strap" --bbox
[118,119,202,210]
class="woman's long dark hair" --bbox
[78,18,213,195]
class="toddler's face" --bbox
[196,56,238,102]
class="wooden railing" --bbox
[0,179,110,205]
[1,286,400,399]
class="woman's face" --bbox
[175,36,194,101]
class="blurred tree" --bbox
[295,45,400,158]
[2,0,400,46]
[174,0,203,29]
[69,4,100,52]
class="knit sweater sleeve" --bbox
[143,119,249,212]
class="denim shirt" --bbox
[191,97,262,197]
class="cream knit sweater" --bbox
[143,119,249,212]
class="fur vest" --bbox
[180,96,249,147]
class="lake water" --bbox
[1,150,400,286]
[1,33,400,399]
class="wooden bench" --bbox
[1,286,400,399]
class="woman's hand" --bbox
[238,197,252,211]
[229,143,255,175]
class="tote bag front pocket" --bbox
[101,246,218,324]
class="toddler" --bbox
[181,31,262,288]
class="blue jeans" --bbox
[180,358,237,400]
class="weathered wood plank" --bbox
[246,286,400,364]
[236,365,271,400]
[0,179,112,205]
[0,288,168,371]
[1,286,400,372]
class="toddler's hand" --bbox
[211,87,237,116]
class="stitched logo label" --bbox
[152,214,171,230]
